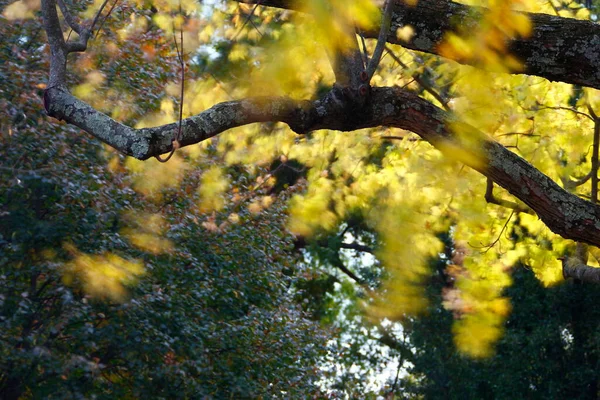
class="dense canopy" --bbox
[3,0,600,395]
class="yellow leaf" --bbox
[2,0,39,19]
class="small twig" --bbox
[232,0,262,41]
[91,0,111,33]
[389,352,404,397]
[248,17,264,38]
[57,0,83,34]
[94,0,120,39]
[473,208,514,253]
[156,5,186,163]
[355,26,369,68]
[533,105,594,121]
[366,0,394,79]
[590,107,599,204]
[385,46,450,111]
[485,178,534,214]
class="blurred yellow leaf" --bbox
[2,0,39,19]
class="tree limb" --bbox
[236,0,600,90]
[42,83,600,248]
[561,257,600,283]
[365,0,394,80]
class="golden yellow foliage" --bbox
[63,244,145,302]
[439,0,532,73]
[126,154,189,199]
[198,166,230,213]
[2,0,39,20]
[121,212,174,255]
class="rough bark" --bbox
[563,260,600,283]
[238,0,600,90]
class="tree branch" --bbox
[365,0,395,80]
[41,0,600,251]
[561,257,600,283]
[57,0,83,34]
[42,83,600,248]
[236,0,600,90]
[485,178,533,214]
[339,242,375,254]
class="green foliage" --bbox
[0,11,330,398]
[398,263,600,399]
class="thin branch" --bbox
[485,178,534,214]
[588,103,598,120]
[94,0,120,39]
[64,0,110,53]
[384,45,450,111]
[535,105,594,121]
[156,6,186,163]
[591,112,599,204]
[339,242,374,254]
[474,209,514,253]
[563,171,593,189]
[355,26,369,67]
[232,0,262,41]
[366,0,394,79]
[334,260,365,285]
[389,351,404,398]
[91,0,111,32]
[57,0,83,34]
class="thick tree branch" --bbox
[236,0,600,89]
[42,83,600,248]
[561,257,600,283]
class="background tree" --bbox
[396,261,600,399]
[0,9,332,398]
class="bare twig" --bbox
[156,6,186,163]
[385,45,450,111]
[94,0,120,39]
[590,106,599,204]
[232,0,262,41]
[366,0,395,79]
[472,209,514,253]
[91,0,111,32]
[57,0,83,34]
[485,178,534,214]
[339,242,374,254]
[533,105,594,121]
[355,26,369,67]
